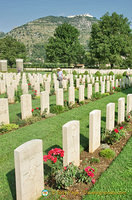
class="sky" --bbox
[0,0,132,33]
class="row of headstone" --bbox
[0,59,23,72]
[14,94,132,199]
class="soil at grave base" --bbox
[45,122,132,200]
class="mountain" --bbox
[7,15,98,61]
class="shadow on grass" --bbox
[16,112,21,119]
[6,169,16,200]
[80,133,89,152]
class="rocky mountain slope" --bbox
[7,15,98,61]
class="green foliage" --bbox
[95,71,102,77]
[0,123,19,133]
[109,71,114,76]
[90,157,100,163]
[24,62,69,68]
[54,163,78,189]
[72,70,78,75]
[115,74,122,79]
[103,127,126,144]
[79,101,85,105]
[114,87,121,92]
[123,71,127,76]
[92,92,102,99]
[50,105,66,114]
[15,89,22,103]
[46,23,85,65]
[89,12,132,68]
[99,148,115,159]
[0,36,26,66]
[84,71,89,75]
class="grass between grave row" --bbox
[0,88,132,199]
[82,136,132,200]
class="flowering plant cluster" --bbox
[104,126,126,144]
[32,107,40,117]
[43,148,64,175]
[43,148,64,164]
[31,90,37,99]
[28,82,32,90]
[76,166,96,184]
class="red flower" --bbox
[119,126,123,130]
[114,129,119,133]
[53,157,57,163]
[32,90,34,92]
[36,107,39,110]
[28,83,31,86]
[91,179,96,184]
[84,166,91,172]
[34,93,37,95]
[128,116,130,118]
[87,171,94,178]
[64,167,67,170]
[35,90,37,92]
[43,155,48,162]
[113,87,115,89]
[32,109,34,112]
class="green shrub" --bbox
[15,118,27,127]
[99,148,115,159]
[109,71,114,76]
[50,105,65,114]
[90,157,100,163]
[72,70,77,75]
[0,123,19,133]
[79,101,85,105]
[84,71,88,75]
[95,71,102,77]
[92,92,102,99]
[123,71,127,76]
[15,89,22,102]
[115,74,122,79]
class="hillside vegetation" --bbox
[7,15,97,61]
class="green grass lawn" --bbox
[82,137,132,200]
[0,88,132,200]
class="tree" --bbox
[89,12,132,68]
[46,23,85,65]
[0,36,26,67]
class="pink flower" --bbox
[36,107,39,110]
[32,109,34,112]
[119,126,123,130]
[64,167,67,170]
[34,93,37,95]
[91,179,96,184]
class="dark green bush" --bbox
[123,71,127,76]
[109,71,114,76]
[72,70,78,75]
[95,71,102,77]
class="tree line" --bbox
[0,12,132,68]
